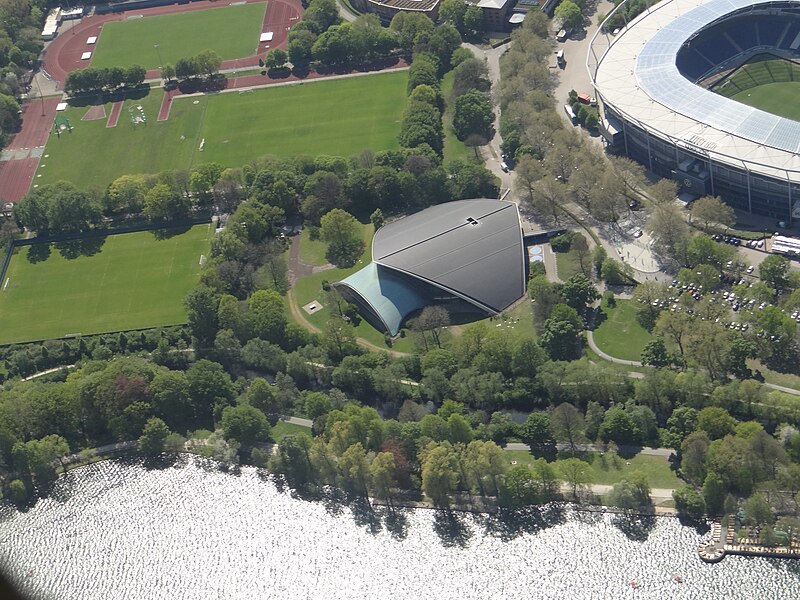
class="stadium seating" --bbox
[678,14,800,80]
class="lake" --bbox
[1,456,800,599]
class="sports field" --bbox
[0,225,211,344]
[36,71,407,190]
[714,56,800,122]
[91,3,266,70]
[731,82,800,122]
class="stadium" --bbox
[588,0,800,224]
[333,199,527,336]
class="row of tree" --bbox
[160,50,222,83]
[64,65,147,96]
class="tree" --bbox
[550,403,585,452]
[690,196,736,231]
[607,473,651,509]
[759,254,790,290]
[248,290,287,345]
[555,0,583,30]
[411,306,450,350]
[673,485,706,519]
[539,305,583,361]
[520,412,554,449]
[323,317,359,361]
[320,208,363,267]
[560,273,599,310]
[184,285,219,347]
[697,406,735,440]
[439,0,467,31]
[139,418,171,456]
[187,359,234,419]
[195,50,222,78]
[463,5,484,36]
[220,404,271,447]
[369,208,384,230]
[640,337,672,368]
[161,64,176,82]
[150,370,193,427]
[370,451,396,503]
[265,48,288,70]
[420,441,459,507]
[703,471,725,516]
[743,492,775,526]
[559,457,590,498]
[452,90,494,141]
[646,203,690,265]
[144,183,189,220]
[680,430,710,485]
[598,407,641,446]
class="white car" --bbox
[746,265,754,273]
[633,230,643,238]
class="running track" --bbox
[42,0,303,85]
[0,97,62,203]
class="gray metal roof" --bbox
[373,199,526,313]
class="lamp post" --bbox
[154,43,164,70]
[34,75,45,116]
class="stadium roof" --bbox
[589,0,800,181]
[335,199,526,335]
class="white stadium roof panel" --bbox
[591,0,800,180]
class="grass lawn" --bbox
[441,71,476,165]
[292,224,416,353]
[746,359,800,392]
[37,87,201,190]
[92,3,266,70]
[0,225,211,344]
[592,299,655,362]
[554,250,578,281]
[506,450,682,489]
[731,82,800,122]
[298,228,329,267]
[38,71,407,190]
[271,420,311,442]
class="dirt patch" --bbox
[82,104,107,121]
[106,101,123,128]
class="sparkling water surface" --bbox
[2,456,800,599]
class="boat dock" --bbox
[698,520,800,562]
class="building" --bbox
[476,0,514,30]
[349,0,440,24]
[332,199,527,336]
[589,0,800,224]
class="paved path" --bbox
[505,442,674,458]
[280,415,312,427]
[20,364,76,381]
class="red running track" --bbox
[42,0,303,85]
[0,97,61,203]
[7,97,61,150]
[0,158,41,203]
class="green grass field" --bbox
[92,3,266,70]
[0,225,211,344]
[591,299,655,362]
[506,450,682,490]
[38,71,407,190]
[731,82,800,121]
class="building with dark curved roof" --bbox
[332,199,527,336]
